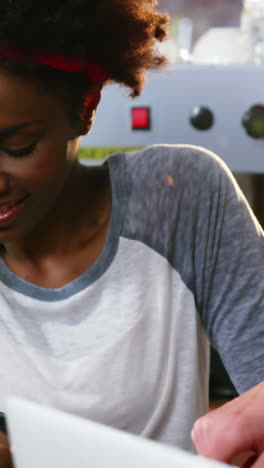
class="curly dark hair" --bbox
[0,0,169,124]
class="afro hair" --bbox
[0,0,169,97]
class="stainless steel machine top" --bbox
[81,65,264,173]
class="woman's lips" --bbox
[0,195,29,227]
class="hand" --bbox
[191,382,264,467]
[0,432,13,468]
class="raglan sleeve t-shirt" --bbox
[0,144,263,453]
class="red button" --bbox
[131,107,150,130]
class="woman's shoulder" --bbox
[125,143,227,170]
[122,144,232,190]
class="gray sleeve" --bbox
[193,151,264,393]
[123,144,264,394]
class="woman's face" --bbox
[0,69,82,243]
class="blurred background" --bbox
[159,0,241,43]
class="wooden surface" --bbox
[210,399,230,411]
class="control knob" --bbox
[242,105,264,139]
[190,107,214,131]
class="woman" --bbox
[0,1,263,466]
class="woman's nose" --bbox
[0,172,11,197]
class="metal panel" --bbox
[81,65,264,173]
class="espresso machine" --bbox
[81,64,264,173]
[80,63,264,399]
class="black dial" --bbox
[242,105,264,139]
[190,107,214,131]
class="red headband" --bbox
[0,47,108,82]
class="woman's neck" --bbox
[2,162,112,266]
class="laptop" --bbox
[6,397,229,468]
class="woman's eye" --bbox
[0,140,39,158]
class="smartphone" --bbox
[0,412,7,435]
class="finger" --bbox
[191,411,254,463]
[192,384,264,462]
[192,384,264,464]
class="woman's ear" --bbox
[79,85,102,135]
